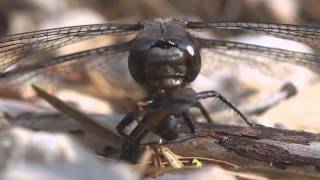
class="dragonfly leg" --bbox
[195,102,215,123]
[196,90,253,127]
[118,112,150,162]
[116,112,139,146]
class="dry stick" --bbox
[32,85,124,149]
[13,98,320,173]
[167,123,320,173]
[233,166,320,180]
[160,146,184,168]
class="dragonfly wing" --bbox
[0,22,141,71]
[0,41,133,90]
[198,38,320,77]
[188,21,320,51]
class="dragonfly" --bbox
[1,18,320,162]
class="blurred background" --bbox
[0,0,320,132]
[0,2,319,178]
[0,0,320,35]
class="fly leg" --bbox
[196,90,254,127]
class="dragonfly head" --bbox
[128,37,201,91]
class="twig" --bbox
[32,85,123,149]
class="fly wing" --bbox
[187,21,320,51]
[0,22,141,72]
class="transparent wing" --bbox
[0,22,141,72]
[0,41,133,90]
[188,21,320,51]
[198,38,320,76]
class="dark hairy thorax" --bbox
[138,18,189,39]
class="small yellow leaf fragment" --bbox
[192,158,203,168]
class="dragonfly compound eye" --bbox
[128,38,201,90]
